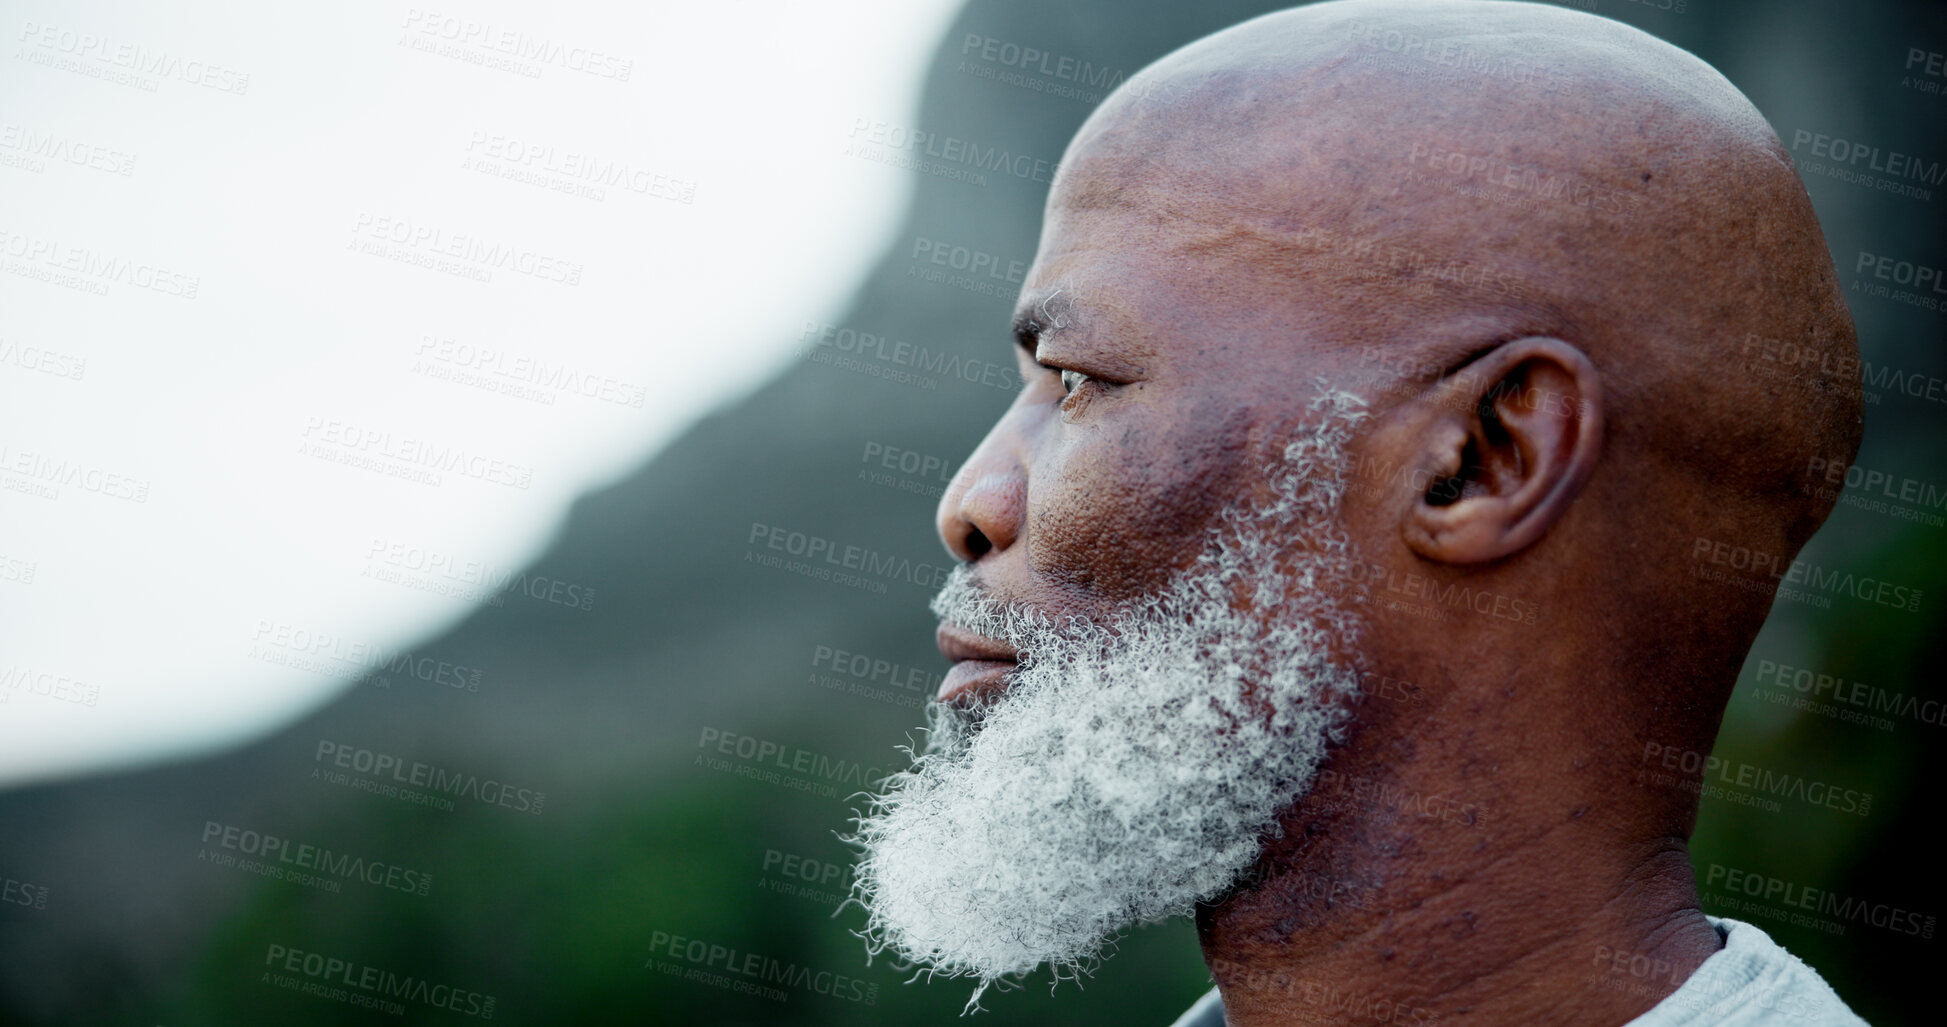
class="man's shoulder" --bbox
[1168,986,1226,1027]
[1624,915,1868,1026]
[1165,917,1867,1027]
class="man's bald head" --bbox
[1031,0,1859,687]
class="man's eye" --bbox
[1060,368,1088,394]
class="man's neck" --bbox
[1194,751,1723,1026]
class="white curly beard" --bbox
[847,388,1369,1008]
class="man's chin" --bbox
[853,656,1347,992]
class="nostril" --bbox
[941,466,1022,559]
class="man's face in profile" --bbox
[848,157,1381,998]
[855,0,1871,1017]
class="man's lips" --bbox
[935,622,1020,704]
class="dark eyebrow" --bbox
[1012,289,1067,356]
[1011,308,1044,357]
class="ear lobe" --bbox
[1405,337,1605,564]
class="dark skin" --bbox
[934,1,1861,1024]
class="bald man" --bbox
[848,1,1868,1024]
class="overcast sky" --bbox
[0,0,961,786]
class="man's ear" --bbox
[1405,337,1604,563]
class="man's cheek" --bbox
[1029,497,1177,598]
[1028,435,1249,600]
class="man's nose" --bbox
[936,439,1026,563]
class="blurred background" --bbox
[1,0,1941,1023]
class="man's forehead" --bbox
[1012,196,1267,329]
[1007,206,1340,373]
[1030,134,1357,300]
